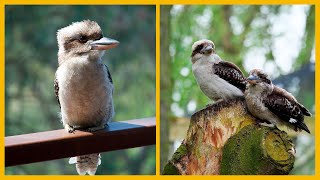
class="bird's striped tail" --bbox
[69,153,101,175]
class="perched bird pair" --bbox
[55,20,119,175]
[191,39,311,134]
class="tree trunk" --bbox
[163,98,295,175]
[160,5,173,171]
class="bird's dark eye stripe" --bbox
[94,35,102,41]
[78,35,88,42]
[259,76,271,84]
[191,44,205,57]
[71,33,104,43]
[88,34,103,41]
[196,44,203,51]
[194,45,203,53]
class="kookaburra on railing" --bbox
[191,39,246,101]
[54,20,119,175]
[244,69,311,133]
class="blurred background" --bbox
[160,5,314,174]
[5,5,155,175]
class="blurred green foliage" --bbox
[161,5,314,174]
[5,5,155,175]
[168,5,314,112]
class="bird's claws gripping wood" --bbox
[65,124,75,133]
[86,125,106,132]
[206,99,223,108]
[206,103,214,108]
[258,122,275,128]
[288,147,296,156]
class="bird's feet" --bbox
[87,125,106,132]
[288,147,296,156]
[206,103,214,108]
[258,122,275,128]
[206,99,223,107]
[64,124,75,133]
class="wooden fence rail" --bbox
[5,117,156,167]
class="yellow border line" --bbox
[4,0,156,5]
[3,0,319,5]
[1,0,318,178]
[316,4,319,175]
[157,0,317,4]
[156,4,161,176]
[1,1,5,176]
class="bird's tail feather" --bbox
[296,121,310,134]
[69,153,101,175]
[298,103,312,116]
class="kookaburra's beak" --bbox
[90,37,119,50]
[247,74,260,84]
[200,44,214,54]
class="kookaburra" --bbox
[244,69,311,133]
[54,20,119,175]
[191,39,246,101]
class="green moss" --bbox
[220,125,261,174]
[162,144,187,175]
[220,125,295,175]
[162,162,180,175]
[172,144,187,163]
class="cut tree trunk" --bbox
[163,98,295,175]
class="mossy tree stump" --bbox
[163,98,295,175]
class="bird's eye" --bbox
[79,35,88,43]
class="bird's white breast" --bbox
[192,59,243,101]
[56,57,114,128]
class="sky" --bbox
[243,5,310,77]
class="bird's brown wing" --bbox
[54,78,61,109]
[263,86,310,133]
[105,64,113,84]
[273,86,311,116]
[105,64,114,96]
[213,61,247,92]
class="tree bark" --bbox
[160,5,173,171]
[163,98,295,175]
